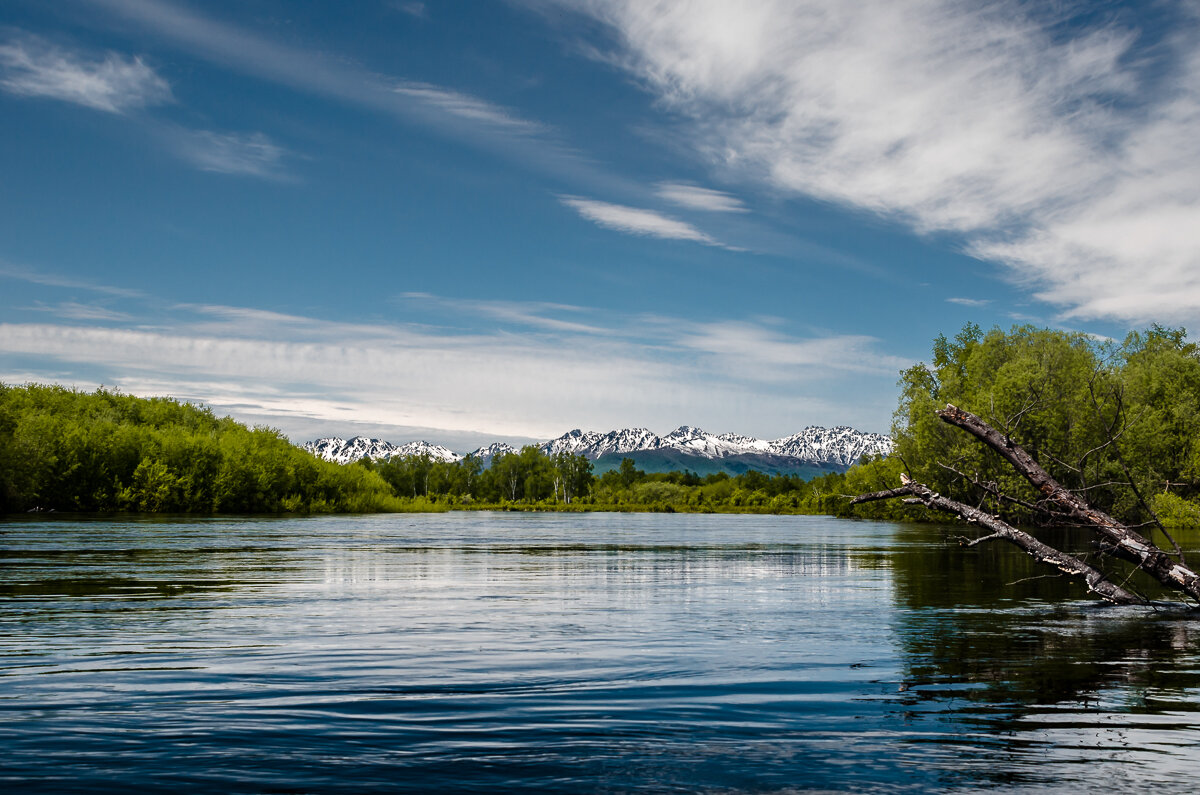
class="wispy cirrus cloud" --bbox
[88,0,599,179]
[27,302,133,321]
[399,293,612,335]
[393,81,545,135]
[399,293,908,378]
[0,33,172,113]
[559,0,1200,324]
[672,320,909,378]
[394,2,428,19]
[946,297,990,307]
[0,31,291,180]
[559,195,720,245]
[0,261,146,298]
[656,182,746,213]
[170,129,291,178]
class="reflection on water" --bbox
[1,512,1199,792]
[888,524,1200,789]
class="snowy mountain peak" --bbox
[302,436,393,464]
[767,426,892,467]
[716,432,774,453]
[303,424,892,470]
[393,441,462,463]
[302,436,461,465]
[467,442,518,464]
[657,426,761,458]
[540,429,607,456]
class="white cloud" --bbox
[90,0,584,174]
[560,195,719,244]
[0,31,290,180]
[28,302,133,321]
[394,81,545,134]
[0,35,171,113]
[395,2,428,19]
[0,321,679,438]
[171,130,290,178]
[672,321,910,378]
[656,182,746,212]
[559,0,1200,324]
[399,293,612,335]
[946,297,990,307]
[0,298,905,439]
[0,261,146,298]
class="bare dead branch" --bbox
[962,532,1004,547]
[1081,378,1173,560]
[1006,574,1065,586]
[936,462,1046,514]
[1004,390,1042,435]
[1044,452,1082,474]
[1070,481,1133,493]
[938,404,1200,603]
[856,473,1143,605]
[850,486,915,505]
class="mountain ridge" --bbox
[302,425,891,472]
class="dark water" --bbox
[3,512,1200,793]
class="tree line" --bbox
[359,450,838,513]
[359,445,594,505]
[0,382,840,514]
[0,384,405,514]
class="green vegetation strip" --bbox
[3,322,1198,525]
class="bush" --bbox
[1153,492,1200,529]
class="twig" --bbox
[1006,573,1064,586]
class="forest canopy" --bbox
[0,384,405,514]
[840,324,1200,528]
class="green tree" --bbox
[490,451,525,501]
[551,451,593,504]
[619,457,644,488]
[869,324,1200,528]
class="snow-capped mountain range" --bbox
[302,425,891,469]
[302,437,461,465]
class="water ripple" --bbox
[2,512,1200,791]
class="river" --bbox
[2,512,1199,792]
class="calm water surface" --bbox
[2,512,1200,792]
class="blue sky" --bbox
[2,0,1197,449]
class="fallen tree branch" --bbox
[852,475,1144,605]
[936,461,1066,518]
[937,404,1200,603]
[851,486,915,503]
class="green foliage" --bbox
[0,384,402,514]
[847,323,1200,527]
[1152,492,1200,529]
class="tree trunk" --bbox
[852,476,1144,605]
[938,404,1200,602]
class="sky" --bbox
[2,0,1198,450]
